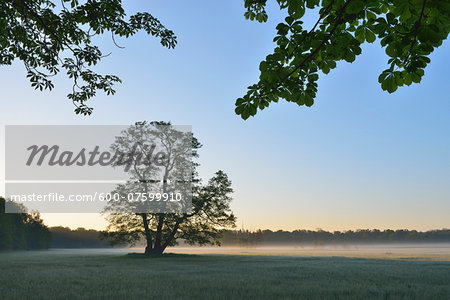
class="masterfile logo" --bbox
[5,123,193,213]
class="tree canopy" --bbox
[1,0,176,115]
[101,122,236,255]
[235,0,450,119]
[3,1,447,118]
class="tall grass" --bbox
[0,250,449,299]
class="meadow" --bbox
[1,248,450,299]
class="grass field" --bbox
[1,249,449,299]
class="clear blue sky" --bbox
[1,1,449,231]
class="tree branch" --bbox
[403,0,426,65]
[286,0,336,61]
[270,0,353,97]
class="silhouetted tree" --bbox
[101,122,236,255]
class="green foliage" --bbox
[0,197,52,250]
[0,0,176,115]
[237,0,450,119]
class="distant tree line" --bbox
[50,227,112,248]
[47,227,450,248]
[0,197,52,250]
[221,229,450,246]
[3,194,449,249]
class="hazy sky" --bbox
[1,1,449,231]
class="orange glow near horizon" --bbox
[39,213,449,232]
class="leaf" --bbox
[411,69,424,83]
[321,64,330,74]
[276,23,290,35]
[346,0,365,14]
[304,94,314,106]
[385,44,396,57]
[394,71,404,86]
[365,29,376,43]
[355,27,365,43]
[366,10,377,20]
[381,75,398,93]
[403,72,412,85]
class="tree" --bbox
[23,212,52,249]
[0,197,52,250]
[101,122,236,255]
[1,0,176,115]
[235,0,450,119]
[50,226,111,248]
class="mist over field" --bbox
[45,243,450,261]
[164,243,450,261]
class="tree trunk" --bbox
[154,214,164,251]
[144,240,153,255]
[147,247,164,255]
[159,217,184,254]
[153,167,169,252]
[141,213,153,255]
